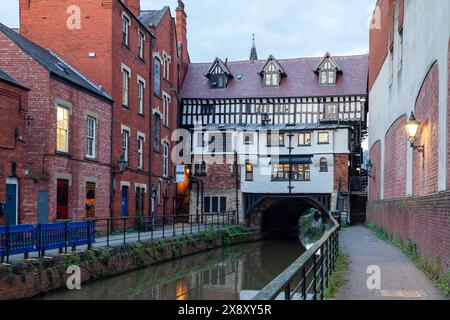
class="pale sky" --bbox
[1,0,376,62]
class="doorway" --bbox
[5,178,18,225]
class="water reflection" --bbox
[39,240,306,300]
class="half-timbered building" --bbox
[179,47,368,229]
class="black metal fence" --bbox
[253,213,340,300]
[0,211,237,263]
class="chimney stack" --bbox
[123,0,141,17]
[176,0,189,83]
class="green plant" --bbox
[365,222,449,298]
[220,225,249,246]
[64,254,81,269]
[97,249,110,264]
[323,250,349,300]
[131,243,145,266]
[86,250,97,266]
[201,228,217,243]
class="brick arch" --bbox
[383,115,407,199]
[368,141,382,201]
[413,61,440,196]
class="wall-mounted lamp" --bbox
[112,152,128,174]
[405,111,424,153]
[366,159,375,180]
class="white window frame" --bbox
[318,131,329,144]
[138,30,145,59]
[122,128,130,162]
[162,142,169,178]
[162,92,170,127]
[56,105,70,153]
[122,13,130,46]
[163,51,171,81]
[86,116,96,159]
[137,133,145,170]
[137,75,146,115]
[121,64,131,107]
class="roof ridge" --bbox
[48,50,112,100]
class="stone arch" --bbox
[383,115,407,199]
[413,60,439,196]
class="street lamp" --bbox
[365,159,375,180]
[113,152,128,174]
[405,111,424,153]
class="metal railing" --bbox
[0,211,237,263]
[253,213,339,300]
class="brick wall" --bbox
[369,0,395,90]
[368,141,382,201]
[413,62,440,197]
[384,116,407,199]
[0,33,112,223]
[367,192,450,273]
[447,40,450,190]
[333,154,349,191]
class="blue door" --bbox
[37,191,49,224]
[121,186,129,217]
[5,183,17,226]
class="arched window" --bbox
[320,158,328,172]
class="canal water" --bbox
[38,239,306,300]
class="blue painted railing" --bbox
[0,221,96,262]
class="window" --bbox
[121,185,129,217]
[154,58,161,96]
[245,160,254,181]
[57,179,69,220]
[320,70,336,86]
[122,15,130,46]
[324,103,338,120]
[162,143,169,177]
[267,132,285,147]
[163,93,170,126]
[163,52,171,81]
[264,73,279,87]
[204,196,227,213]
[320,158,328,172]
[137,135,144,170]
[86,116,96,158]
[56,106,69,153]
[122,68,129,107]
[138,79,144,115]
[122,129,129,162]
[244,133,254,145]
[298,132,311,146]
[85,182,96,218]
[154,114,161,152]
[194,161,207,176]
[210,74,226,89]
[138,31,145,59]
[272,164,311,181]
[318,132,329,144]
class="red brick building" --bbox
[139,1,189,222]
[19,0,189,223]
[0,23,113,224]
[0,69,29,226]
[367,0,449,272]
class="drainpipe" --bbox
[149,33,155,221]
[109,103,115,219]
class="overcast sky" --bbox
[2,0,375,62]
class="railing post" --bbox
[313,251,317,300]
[284,283,291,300]
[37,223,42,258]
[64,221,68,254]
[106,219,110,247]
[302,267,307,300]
[123,218,126,244]
[87,221,93,250]
[173,213,176,238]
[320,245,325,300]
[138,216,141,242]
[5,225,10,264]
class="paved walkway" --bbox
[336,225,444,300]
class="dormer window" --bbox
[314,52,342,86]
[259,55,286,87]
[205,57,233,89]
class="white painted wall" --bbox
[369,0,450,198]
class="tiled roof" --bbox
[180,54,368,99]
[0,23,112,102]
[139,7,169,28]
[0,68,29,90]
